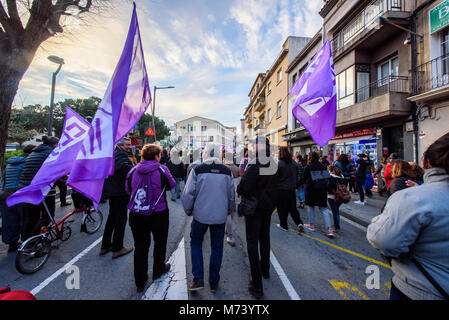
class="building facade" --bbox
[173,116,236,154]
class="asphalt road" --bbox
[0,193,393,300]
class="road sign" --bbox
[145,127,155,136]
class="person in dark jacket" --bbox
[100,138,134,259]
[0,144,35,251]
[19,137,59,240]
[301,152,334,237]
[327,166,347,233]
[125,144,176,292]
[237,136,278,299]
[160,149,168,165]
[334,154,352,180]
[275,147,304,232]
[54,175,71,207]
[166,150,186,201]
[354,154,370,205]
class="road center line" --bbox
[270,250,301,300]
[30,236,103,296]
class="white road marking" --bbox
[270,250,301,300]
[142,237,188,300]
[341,216,367,232]
[30,236,103,296]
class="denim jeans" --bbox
[327,198,341,230]
[308,206,332,228]
[170,178,182,200]
[297,186,305,203]
[190,219,225,287]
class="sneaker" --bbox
[275,224,288,232]
[153,263,171,281]
[298,224,304,232]
[327,228,335,238]
[112,247,133,259]
[354,200,366,205]
[99,247,112,256]
[304,224,315,232]
[226,236,236,247]
[188,282,204,291]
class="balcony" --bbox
[337,75,411,129]
[409,54,449,103]
[331,0,407,58]
[254,97,266,112]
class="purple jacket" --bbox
[125,160,176,214]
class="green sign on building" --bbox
[430,0,449,34]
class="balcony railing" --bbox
[412,54,449,95]
[254,97,266,111]
[354,75,409,104]
[331,0,404,55]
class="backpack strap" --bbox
[126,167,137,195]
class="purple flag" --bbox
[290,39,337,147]
[7,107,91,206]
[67,4,151,209]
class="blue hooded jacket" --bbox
[1,156,27,191]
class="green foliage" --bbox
[137,113,170,142]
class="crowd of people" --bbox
[1,131,448,301]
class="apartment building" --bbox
[174,116,236,153]
[408,0,449,159]
[243,36,311,148]
[317,0,419,164]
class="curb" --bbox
[338,208,370,228]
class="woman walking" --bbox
[275,147,304,232]
[327,166,347,234]
[367,133,449,300]
[125,144,176,292]
[300,152,335,238]
[296,155,306,209]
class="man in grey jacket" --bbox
[181,144,235,293]
[367,133,449,300]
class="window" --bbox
[277,100,282,117]
[336,66,355,109]
[201,125,207,132]
[277,68,282,83]
[292,73,298,88]
[267,82,272,94]
[377,56,398,85]
[267,109,271,123]
[209,136,214,142]
[440,28,449,81]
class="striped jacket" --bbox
[1,156,27,191]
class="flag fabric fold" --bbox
[289,38,337,147]
[7,107,91,207]
[67,4,151,209]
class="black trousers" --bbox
[276,190,303,229]
[101,195,130,252]
[22,196,56,240]
[245,211,272,293]
[356,180,365,202]
[55,179,68,205]
[129,210,169,288]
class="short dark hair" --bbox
[23,144,36,154]
[424,133,449,173]
[308,152,319,164]
[278,146,292,162]
[141,144,162,161]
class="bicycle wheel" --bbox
[83,208,103,234]
[15,236,51,274]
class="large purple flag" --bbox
[290,39,337,147]
[67,4,151,209]
[7,107,91,206]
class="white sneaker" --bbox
[226,236,236,247]
[354,200,366,205]
[276,224,289,232]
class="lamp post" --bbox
[47,55,65,136]
[151,85,174,142]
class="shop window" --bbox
[336,66,355,109]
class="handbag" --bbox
[238,180,272,218]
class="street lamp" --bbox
[151,85,175,142]
[47,55,65,136]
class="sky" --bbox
[14,0,322,131]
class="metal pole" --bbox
[48,64,62,136]
[152,86,157,143]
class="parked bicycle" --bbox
[15,191,103,274]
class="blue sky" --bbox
[14,0,322,131]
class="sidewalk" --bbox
[338,192,387,227]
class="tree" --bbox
[137,113,170,143]
[0,0,109,173]
[7,121,38,148]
